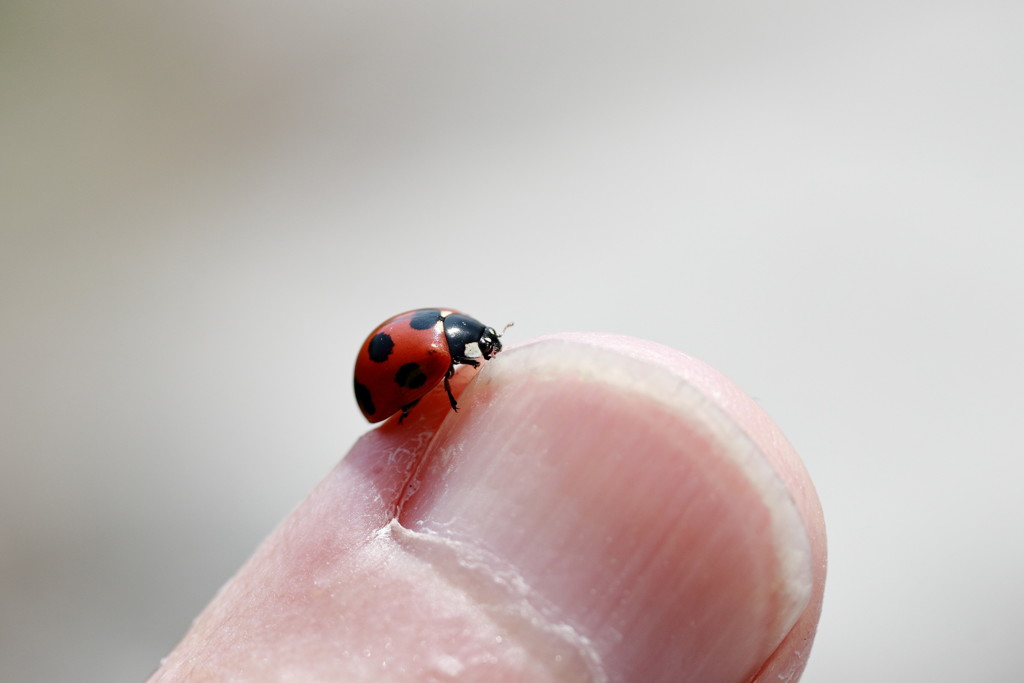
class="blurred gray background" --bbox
[2,1,1022,680]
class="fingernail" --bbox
[397,335,813,682]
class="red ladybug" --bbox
[353,308,504,423]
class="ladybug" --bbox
[353,308,504,423]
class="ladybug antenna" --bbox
[500,322,514,337]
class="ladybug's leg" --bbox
[443,365,459,411]
[398,399,420,423]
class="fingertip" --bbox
[151,334,824,682]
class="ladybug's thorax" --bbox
[443,314,502,364]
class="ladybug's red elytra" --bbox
[353,308,504,423]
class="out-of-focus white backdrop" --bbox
[2,1,1021,680]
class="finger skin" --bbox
[148,334,825,682]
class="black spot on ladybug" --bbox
[409,309,442,330]
[354,379,375,416]
[368,333,394,363]
[394,362,428,389]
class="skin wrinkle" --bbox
[385,520,608,683]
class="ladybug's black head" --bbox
[477,326,502,360]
